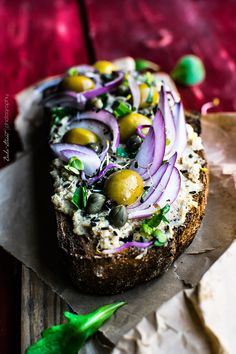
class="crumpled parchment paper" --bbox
[0,80,235,353]
[113,239,236,354]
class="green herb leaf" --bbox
[146,87,153,103]
[72,186,87,209]
[142,72,155,87]
[116,146,129,158]
[152,229,167,244]
[140,204,171,235]
[67,67,78,76]
[141,223,153,235]
[166,138,170,146]
[154,240,165,247]
[171,55,205,86]
[141,186,150,203]
[65,157,84,175]
[135,59,160,72]
[161,204,170,215]
[113,101,132,118]
[51,106,76,126]
[25,302,125,354]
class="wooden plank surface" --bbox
[21,267,67,352]
[1,0,236,352]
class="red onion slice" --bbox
[102,241,153,254]
[87,163,120,185]
[172,102,187,158]
[69,119,112,162]
[43,91,80,109]
[159,85,176,157]
[78,71,124,101]
[136,124,151,139]
[128,74,140,109]
[157,167,181,208]
[73,110,120,152]
[50,143,101,176]
[131,110,166,180]
[128,153,177,218]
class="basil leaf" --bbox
[72,186,87,209]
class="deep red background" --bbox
[1,0,236,352]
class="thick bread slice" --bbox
[55,113,209,295]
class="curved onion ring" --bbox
[157,167,181,208]
[50,143,101,176]
[102,241,153,254]
[159,85,176,157]
[87,163,120,185]
[73,110,120,152]
[128,153,177,219]
[131,110,166,180]
[136,124,151,139]
[128,74,140,109]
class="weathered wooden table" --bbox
[1,0,236,352]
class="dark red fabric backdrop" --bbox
[1,0,236,352]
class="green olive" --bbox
[108,205,128,228]
[63,128,98,145]
[86,193,106,214]
[62,75,95,93]
[104,169,144,206]
[118,112,151,143]
[139,83,159,108]
[93,60,117,74]
[126,135,142,152]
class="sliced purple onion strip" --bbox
[132,110,166,180]
[159,85,176,157]
[128,153,177,218]
[74,110,120,152]
[50,143,101,176]
[87,163,120,185]
[128,74,140,109]
[157,167,181,208]
[136,124,151,139]
[172,102,187,158]
[78,71,124,101]
[69,119,112,162]
[130,127,155,176]
[102,241,153,254]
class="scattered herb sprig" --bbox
[64,157,84,175]
[72,186,87,209]
[141,204,170,247]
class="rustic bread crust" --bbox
[54,114,209,295]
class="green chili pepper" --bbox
[25,301,125,354]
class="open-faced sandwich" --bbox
[38,57,208,295]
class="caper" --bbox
[108,205,128,228]
[86,142,102,154]
[86,193,106,214]
[126,135,142,152]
